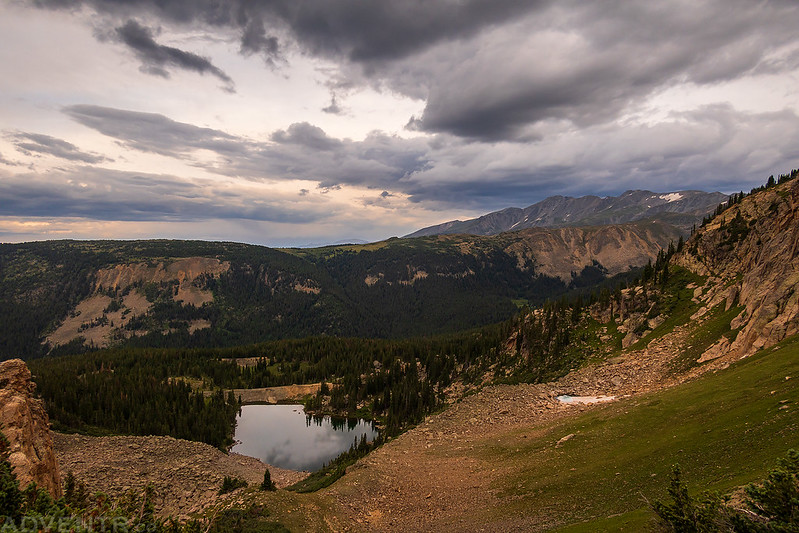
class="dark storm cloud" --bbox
[413,1,799,140]
[239,17,279,64]
[321,96,342,115]
[64,105,245,157]
[257,0,544,63]
[268,108,789,205]
[0,167,329,223]
[7,132,110,164]
[348,105,799,209]
[34,0,541,63]
[238,129,431,190]
[34,0,799,142]
[113,19,235,90]
[62,105,430,188]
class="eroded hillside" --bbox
[46,257,230,348]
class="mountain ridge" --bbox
[405,189,728,238]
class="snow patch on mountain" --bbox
[659,193,684,203]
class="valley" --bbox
[6,2,799,532]
[42,307,799,530]
[1,170,798,532]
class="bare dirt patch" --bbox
[122,291,150,315]
[47,295,113,347]
[221,357,269,368]
[46,290,154,348]
[188,319,212,334]
[175,286,214,306]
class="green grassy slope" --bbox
[479,335,799,531]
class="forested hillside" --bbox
[0,220,679,359]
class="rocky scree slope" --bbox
[53,433,307,519]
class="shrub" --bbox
[653,450,799,532]
[218,476,248,495]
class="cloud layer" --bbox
[0,166,331,223]
[2,0,798,244]
[7,132,110,164]
[52,103,799,211]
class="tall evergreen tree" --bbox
[260,469,276,492]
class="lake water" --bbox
[230,404,378,471]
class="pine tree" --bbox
[742,448,799,525]
[0,428,22,521]
[260,468,276,491]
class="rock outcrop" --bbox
[676,176,799,358]
[0,359,61,497]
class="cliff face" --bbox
[676,177,799,357]
[0,359,61,498]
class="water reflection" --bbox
[231,404,378,471]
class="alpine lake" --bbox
[230,404,379,471]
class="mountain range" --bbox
[405,189,727,238]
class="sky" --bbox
[1,0,798,247]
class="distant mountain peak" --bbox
[404,189,727,238]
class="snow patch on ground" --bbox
[556,394,616,404]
